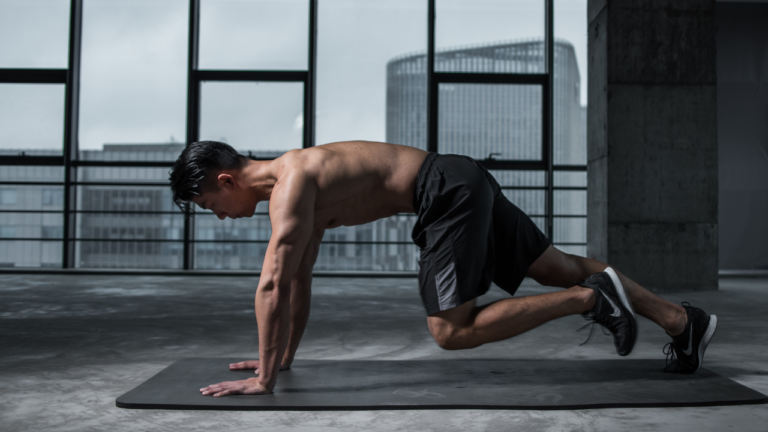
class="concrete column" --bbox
[587,0,718,292]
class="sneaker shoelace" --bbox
[577,317,611,346]
[663,302,696,370]
[576,278,617,346]
[663,341,679,369]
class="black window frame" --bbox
[0,0,586,272]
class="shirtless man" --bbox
[168,140,717,397]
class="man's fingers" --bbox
[229,360,260,370]
[230,361,288,373]
[200,379,270,397]
[200,381,232,395]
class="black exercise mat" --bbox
[116,358,768,411]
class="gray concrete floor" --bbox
[1,274,767,431]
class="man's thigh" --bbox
[491,194,551,293]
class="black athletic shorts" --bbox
[411,152,551,316]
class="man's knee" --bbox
[427,316,470,350]
[426,300,477,350]
[428,324,463,350]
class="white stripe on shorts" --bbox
[435,262,460,311]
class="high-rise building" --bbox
[386,39,584,162]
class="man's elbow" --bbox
[257,277,292,304]
[268,276,293,298]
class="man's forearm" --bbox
[255,281,292,391]
[281,277,312,367]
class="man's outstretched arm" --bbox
[282,228,324,368]
[254,173,317,392]
[200,173,317,397]
[229,227,324,373]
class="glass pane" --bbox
[195,242,266,270]
[553,189,586,215]
[0,166,63,182]
[318,215,419,271]
[554,217,586,243]
[79,0,187,160]
[76,213,184,240]
[489,170,545,187]
[323,216,417,245]
[192,214,420,271]
[199,81,303,157]
[0,212,63,239]
[79,144,185,162]
[0,240,62,268]
[76,240,183,269]
[553,171,586,187]
[0,84,65,155]
[0,185,63,211]
[77,167,171,184]
[0,0,70,68]
[530,216,547,236]
[195,213,272,241]
[555,244,586,257]
[315,242,420,272]
[195,200,269,215]
[435,0,544,73]
[199,0,308,70]
[438,84,541,160]
[77,186,174,212]
[318,0,427,147]
[554,0,587,165]
[501,189,545,216]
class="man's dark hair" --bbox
[169,141,247,211]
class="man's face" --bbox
[190,173,258,220]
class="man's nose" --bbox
[217,212,227,220]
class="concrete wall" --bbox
[716,2,768,270]
[587,0,719,292]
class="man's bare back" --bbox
[270,141,428,229]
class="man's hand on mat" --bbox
[200,378,272,397]
[229,360,291,374]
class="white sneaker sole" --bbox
[604,267,638,353]
[696,314,718,372]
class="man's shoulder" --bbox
[272,151,320,192]
[274,149,316,177]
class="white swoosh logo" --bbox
[600,289,621,317]
[682,324,694,355]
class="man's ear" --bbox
[217,173,236,189]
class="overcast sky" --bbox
[0,0,587,154]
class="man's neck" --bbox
[243,159,277,202]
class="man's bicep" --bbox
[263,176,317,287]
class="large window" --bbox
[78,0,188,160]
[553,0,587,256]
[0,0,586,270]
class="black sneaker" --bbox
[579,267,638,356]
[663,302,717,374]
